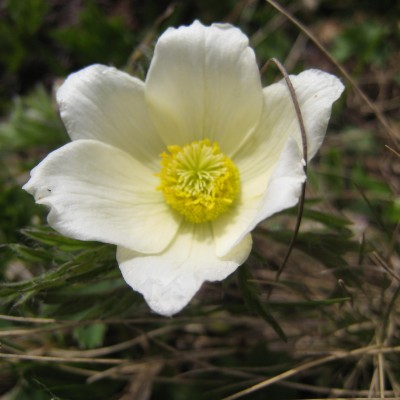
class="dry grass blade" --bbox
[49,326,175,358]
[0,353,125,365]
[280,380,397,397]
[0,323,78,337]
[377,351,386,399]
[369,251,400,283]
[0,314,57,324]
[222,345,400,400]
[297,398,399,400]
[385,145,400,157]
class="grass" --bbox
[0,0,399,399]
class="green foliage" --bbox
[0,187,37,245]
[0,0,49,73]
[51,2,136,67]
[0,86,67,151]
[5,0,49,35]
[0,86,66,244]
[20,365,124,400]
[238,264,287,342]
[331,19,392,69]
[0,0,139,115]
[73,323,107,349]
[0,0,399,399]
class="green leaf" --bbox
[238,264,287,342]
[302,209,352,231]
[51,2,135,67]
[271,297,351,309]
[7,243,54,263]
[6,0,49,34]
[73,323,107,349]
[0,86,67,151]
[22,227,97,252]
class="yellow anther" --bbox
[158,139,240,224]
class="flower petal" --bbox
[212,81,305,257]
[23,139,181,253]
[57,64,164,169]
[213,69,343,256]
[233,82,297,195]
[214,138,305,257]
[117,222,252,316]
[145,20,263,155]
[249,137,306,223]
[263,69,344,160]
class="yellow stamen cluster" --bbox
[158,139,240,224]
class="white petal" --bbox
[23,140,181,253]
[214,138,305,257]
[57,64,164,169]
[213,69,343,256]
[117,223,252,316]
[212,84,302,257]
[250,137,306,223]
[145,20,263,155]
[263,69,344,160]
[233,83,297,195]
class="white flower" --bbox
[23,21,344,316]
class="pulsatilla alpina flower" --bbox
[23,21,344,316]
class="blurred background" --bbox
[0,0,399,399]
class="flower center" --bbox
[158,139,240,224]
